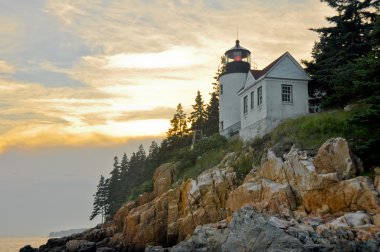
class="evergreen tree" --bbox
[167,103,188,138]
[304,0,379,108]
[188,91,206,131]
[212,56,226,97]
[204,91,219,136]
[106,156,121,217]
[352,15,380,99]
[147,141,160,171]
[119,153,129,200]
[90,175,108,222]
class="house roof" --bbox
[237,52,310,95]
[250,52,286,80]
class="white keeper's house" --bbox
[219,40,311,141]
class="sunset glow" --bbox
[0,0,335,237]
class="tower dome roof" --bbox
[226,40,250,54]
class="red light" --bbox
[234,55,242,61]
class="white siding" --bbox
[266,79,309,121]
[239,78,309,141]
[219,73,247,132]
[267,55,310,80]
[240,80,268,130]
[243,71,255,90]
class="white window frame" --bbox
[257,86,262,106]
[243,95,248,114]
[250,91,254,109]
[281,84,293,103]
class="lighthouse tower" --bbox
[219,40,251,137]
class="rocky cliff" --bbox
[22,137,380,252]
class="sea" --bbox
[0,237,48,252]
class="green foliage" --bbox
[167,103,188,140]
[204,92,219,136]
[176,134,228,180]
[231,151,253,183]
[188,90,206,131]
[247,106,380,171]
[126,180,154,202]
[90,175,109,222]
[304,0,379,108]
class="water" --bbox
[0,237,48,252]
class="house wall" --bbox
[240,80,267,130]
[266,79,309,121]
[267,56,310,80]
[239,78,308,141]
[219,72,247,135]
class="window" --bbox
[250,91,254,109]
[220,121,224,131]
[257,86,262,106]
[243,96,248,114]
[220,84,223,95]
[282,84,293,103]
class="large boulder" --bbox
[153,162,178,197]
[115,162,236,250]
[313,137,356,179]
[227,178,296,217]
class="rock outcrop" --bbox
[25,137,380,251]
[170,206,380,252]
[227,137,380,218]
[119,163,237,250]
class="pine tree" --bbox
[106,156,121,217]
[167,103,188,138]
[119,153,129,201]
[304,0,379,107]
[188,91,206,131]
[147,141,160,171]
[212,56,226,97]
[90,175,108,222]
[204,91,219,136]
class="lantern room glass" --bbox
[225,50,251,64]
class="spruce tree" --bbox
[90,175,108,222]
[106,156,121,217]
[204,91,219,136]
[304,0,379,107]
[167,103,188,138]
[119,153,129,201]
[188,91,206,131]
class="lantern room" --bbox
[224,40,251,74]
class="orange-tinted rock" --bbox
[227,178,296,217]
[117,164,236,249]
[314,137,356,179]
[153,162,178,197]
[112,138,380,249]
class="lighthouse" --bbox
[219,40,251,138]
[218,39,310,141]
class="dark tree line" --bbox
[90,142,160,220]
[304,0,380,168]
[304,0,380,108]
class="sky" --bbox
[0,0,333,237]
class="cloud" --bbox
[0,123,167,154]
[105,46,210,69]
[0,60,15,74]
[0,0,335,154]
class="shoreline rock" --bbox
[22,137,380,251]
